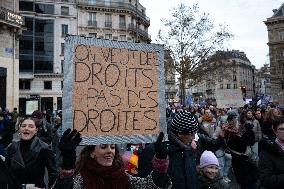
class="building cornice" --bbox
[265,17,284,26]
[20,11,77,19]
[77,2,150,26]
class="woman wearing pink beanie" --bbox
[198,150,229,189]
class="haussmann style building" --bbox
[18,0,151,115]
[265,4,284,104]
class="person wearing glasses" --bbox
[258,116,284,189]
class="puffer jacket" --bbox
[6,136,58,188]
[197,174,229,189]
[258,138,284,189]
[138,132,224,189]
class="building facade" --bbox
[255,64,271,96]
[18,0,151,115]
[18,0,77,115]
[0,0,23,110]
[164,50,177,103]
[76,0,151,43]
[265,5,284,104]
[190,50,256,101]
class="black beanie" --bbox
[171,111,198,134]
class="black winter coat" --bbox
[0,158,20,189]
[138,132,224,189]
[0,119,13,147]
[226,126,258,186]
[258,138,284,189]
[197,174,229,189]
[6,136,58,188]
[37,119,53,145]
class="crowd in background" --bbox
[0,102,283,189]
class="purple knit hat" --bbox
[200,150,219,168]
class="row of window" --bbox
[88,13,126,27]
[20,17,54,73]
[219,84,239,89]
[20,1,70,15]
[19,80,64,90]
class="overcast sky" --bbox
[140,0,283,68]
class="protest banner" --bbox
[62,36,166,144]
[215,89,245,108]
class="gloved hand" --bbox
[154,132,167,159]
[59,129,82,169]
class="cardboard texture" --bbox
[62,36,166,144]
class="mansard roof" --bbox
[272,3,284,17]
[208,50,250,63]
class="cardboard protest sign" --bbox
[62,36,166,145]
[215,89,245,108]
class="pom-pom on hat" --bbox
[200,150,219,168]
[170,111,198,134]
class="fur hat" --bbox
[170,112,198,134]
[31,110,43,119]
[200,150,219,168]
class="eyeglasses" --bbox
[277,128,284,133]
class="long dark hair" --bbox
[75,145,123,174]
[264,108,281,123]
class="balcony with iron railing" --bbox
[128,23,151,40]
[105,21,112,28]
[119,22,126,29]
[77,0,150,25]
[54,0,76,3]
[0,6,24,28]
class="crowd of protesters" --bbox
[0,101,283,189]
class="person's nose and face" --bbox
[91,144,116,166]
[178,132,195,145]
[274,123,284,141]
[255,111,262,119]
[246,111,253,119]
[19,119,38,140]
[273,109,281,116]
[203,165,219,179]
[205,110,211,116]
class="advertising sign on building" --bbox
[63,36,166,145]
[215,89,245,108]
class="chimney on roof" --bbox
[273,9,278,13]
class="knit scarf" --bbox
[276,138,284,152]
[80,158,133,189]
[202,114,213,122]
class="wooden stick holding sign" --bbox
[62,36,166,145]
